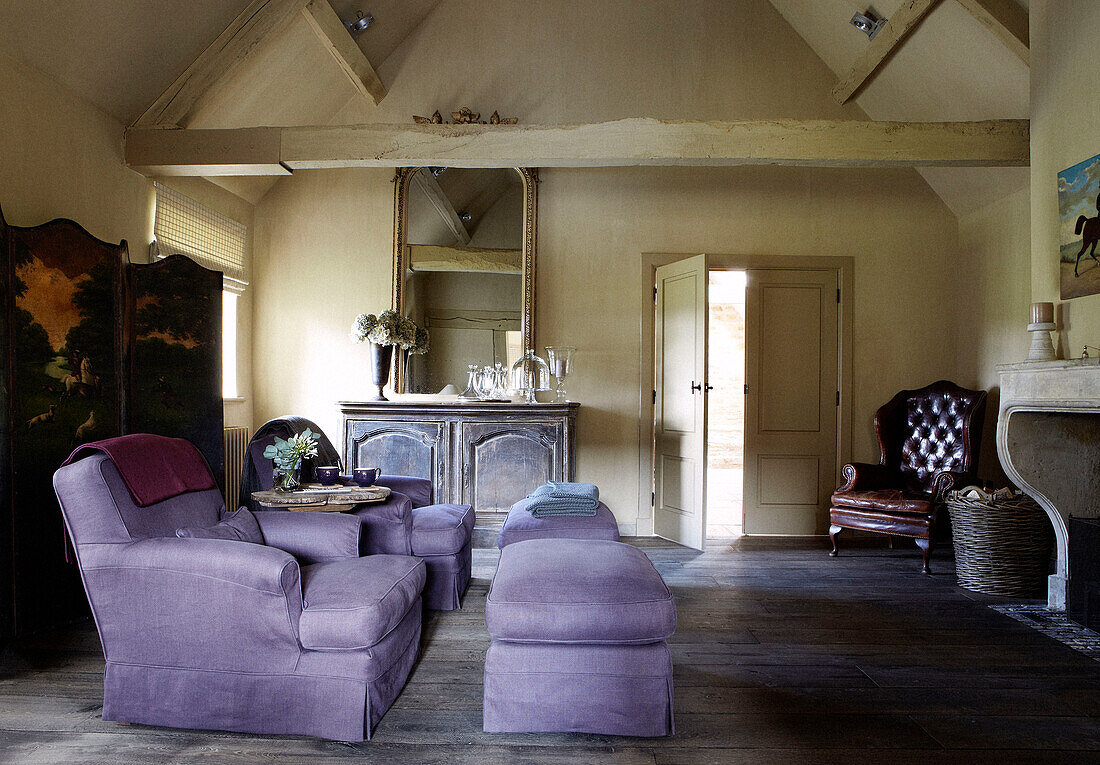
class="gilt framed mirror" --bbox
[392,167,537,394]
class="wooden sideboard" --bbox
[339,401,579,518]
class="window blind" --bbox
[153,182,248,291]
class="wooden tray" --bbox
[251,485,390,511]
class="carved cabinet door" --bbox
[346,419,449,504]
[459,420,563,514]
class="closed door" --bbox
[743,269,838,535]
[653,254,708,550]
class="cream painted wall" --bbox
[0,52,151,249]
[1031,0,1100,356]
[956,186,1031,483]
[334,0,866,125]
[252,168,395,437]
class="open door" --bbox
[653,254,708,550]
[743,268,839,535]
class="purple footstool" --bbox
[411,503,474,611]
[497,497,620,549]
[483,539,676,736]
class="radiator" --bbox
[223,426,250,509]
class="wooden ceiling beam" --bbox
[409,244,522,274]
[412,170,471,245]
[301,0,387,104]
[832,0,943,105]
[124,117,1030,175]
[955,0,1029,65]
[134,0,311,127]
[135,0,386,128]
[125,126,291,175]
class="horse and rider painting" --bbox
[1058,152,1100,299]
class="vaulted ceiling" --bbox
[0,0,440,124]
[1,0,1029,216]
[765,0,1030,215]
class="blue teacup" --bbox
[353,467,381,487]
[315,466,339,486]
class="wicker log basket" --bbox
[946,486,1052,597]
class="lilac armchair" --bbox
[54,447,425,742]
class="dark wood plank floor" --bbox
[2,537,1099,763]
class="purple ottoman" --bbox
[411,503,474,611]
[497,497,620,549]
[483,539,676,736]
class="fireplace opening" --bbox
[1069,516,1100,630]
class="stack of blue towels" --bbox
[526,482,600,518]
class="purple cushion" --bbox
[176,508,264,545]
[498,500,619,548]
[486,539,676,645]
[376,475,432,508]
[411,504,474,556]
[298,555,425,650]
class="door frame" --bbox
[637,252,855,536]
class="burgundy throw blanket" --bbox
[64,434,216,507]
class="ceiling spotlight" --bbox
[850,11,886,40]
[459,212,472,223]
[345,10,374,38]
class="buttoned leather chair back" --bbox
[874,381,986,494]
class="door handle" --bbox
[691,381,702,393]
[704,384,714,392]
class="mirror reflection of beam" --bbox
[408,244,521,274]
[411,170,470,245]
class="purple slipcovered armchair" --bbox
[242,418,473,610]
[54,435,425,741]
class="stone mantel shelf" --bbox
[996,359,1100,609]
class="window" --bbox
[153,182,248,399]
[222,291,238,399]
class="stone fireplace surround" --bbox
[997,360,1100,609]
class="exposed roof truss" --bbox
[134,0,385,128]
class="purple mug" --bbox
[353,467,381,487]
[315,466,339,486]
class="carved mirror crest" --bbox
[392,167,537,394]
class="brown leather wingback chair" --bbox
[829,380,987,574]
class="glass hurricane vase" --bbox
[273,462,301,492]
[544,346,577,403]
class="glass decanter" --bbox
[459,364,480,398]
